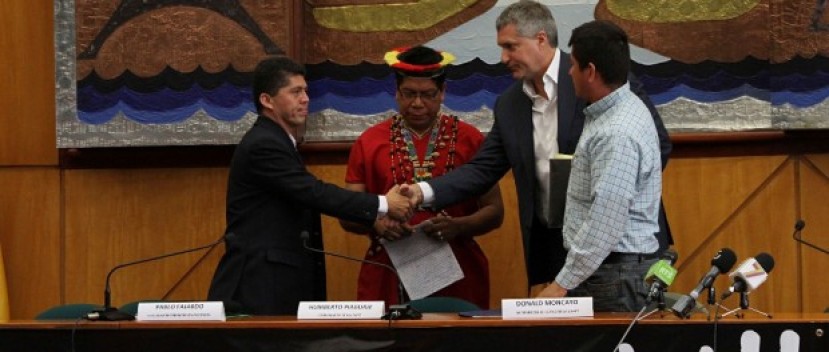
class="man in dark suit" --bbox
[404,1,671,292]
[207,56,413,315]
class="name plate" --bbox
[136,301,226,321]
[501,298,593,319]
[297,301,385,320]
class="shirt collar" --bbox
[287,133,297,149]
[259,114,298,149]
[522,48,560,99]
[583,82,631,119]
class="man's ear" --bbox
[586,63,598,83]
[259,93,273,112]
[535,30,548,47]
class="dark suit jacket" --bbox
[208,116,378,315]
[428,52,672,286]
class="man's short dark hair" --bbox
[252,56,306,114]
[568,20,630,86]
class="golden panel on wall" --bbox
[661,155,829,314]
[304,0,495,64]
[598,0,829,64]
[0,169,61,319]
[62,168,227,307]
[0,1,57,165]
[799,154,829,313]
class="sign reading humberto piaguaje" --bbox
[298,301,385,320]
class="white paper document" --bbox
[381,222,464,300]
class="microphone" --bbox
[721,253,775,300]
[300,231,421,320]
[644,249,678,303]
[792,219,829,255]
[687,248,738,299]
[86,233,228,321]
[614,250,679,351]
[795,219,806,232]
[670,247,737,318]
[661,248,679,264]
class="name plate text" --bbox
[502,297,593,319]
[136,301,226,321]
[298,301,385,320]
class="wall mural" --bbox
[56,0,829,148]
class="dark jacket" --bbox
[208,116,378,315]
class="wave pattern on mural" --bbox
[73,54,829,140]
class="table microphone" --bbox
[721,252,775,300]
[792,219,829,255]
[86,233,229,321]
[614,250,678,351]
[670,247,737,319]
[300,231,421,320]
[644,249,678,304]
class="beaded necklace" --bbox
[389,113,459,184]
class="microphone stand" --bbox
[641,249,678,319]
[792,219,829,313]
[86,234,227,321]
[300,233,421,320]
[641,287,667,319]
[793,219,829,255]
[719,291,772,319]
[705,285,729,321]
[382,272,420,320]
[381,264,420,321]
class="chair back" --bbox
[409,296,480,313]
[119,300,166,316]
[35,303,100,320]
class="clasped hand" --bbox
[383,184,424,222]
[375,211,457,242]
[378,184,427,241]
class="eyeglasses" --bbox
[398,89,441,102]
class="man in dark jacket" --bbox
[207,56,412,315]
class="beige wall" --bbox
[1,2,827,319]
[0,1,60,319]
[663,154,829,313]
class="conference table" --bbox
[1,312,826,351]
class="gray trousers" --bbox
[568,257,658,312]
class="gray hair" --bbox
[495,0,558,47]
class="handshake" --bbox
[378,184,454,242]
[384,184,425,222]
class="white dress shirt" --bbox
[522,48,561,226]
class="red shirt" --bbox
[345,114,491,308]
